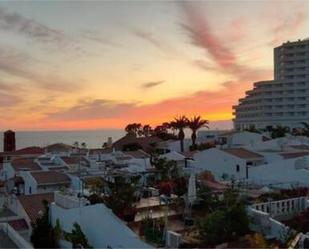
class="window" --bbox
[236,165,240,172]
[29,186,32,194]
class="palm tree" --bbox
[188,116,209,150]
[300,122,309,137]
[170,116,189,152]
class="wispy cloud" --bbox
[81,30,118,47]
[141,80,165,89]
[179,2,238,71]
[0,46,82,92]
[132,29,181,58]
[0,7,68,44]
[269,10,306,46]
[0,91,23,107]
[47,98,138,121]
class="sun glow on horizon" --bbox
[0,1,308,130]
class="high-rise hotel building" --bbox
[233,39,309,130]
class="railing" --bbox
[54,191,89,209]
[252,197,308,218]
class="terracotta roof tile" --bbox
[124,150,150,158]
[281,151,309,159]
[45,143,72,153]
[222,148,263,159]
[30,171,70,185]
[17,193,54,222]
[290,145,309,151]
[8,219,29,231]
[11,158,41,171]
[60,156,80,164]
[113,135,162,152]
[14,146,44,155]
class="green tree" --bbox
[152,157,177,180]
[104,176,137,215]
[142,124,153,137]
[271,125,289,138]
[65,223,92,248]
[31,200,59,248]
[187,116,209,150]
[198,189,249,246]
[125,123,142,137]
[300,122,309,137]
[244,125,260,134]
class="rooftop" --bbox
[113,134,162,152]
[45,143,73,153]
[124,150,150,159]
[281,151,309,159]
[17,193,54,222]
[8,219,29,231]
[222,148,264,159]
[30,171,70,185]
[11,158,41,171]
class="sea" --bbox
[0,130,126,151]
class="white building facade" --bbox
[233,39,309,131]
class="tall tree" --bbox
[142,124,153,137]
[31,200,59,248]
[125,123,142,137]
[187,116,209,150]
[170,116,189,152]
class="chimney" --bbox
[107,137,113,147]
[3,130,16,152]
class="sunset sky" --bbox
[0,0,308,131]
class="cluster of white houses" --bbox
[1,128,309,247]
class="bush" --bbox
[198,202,249,246]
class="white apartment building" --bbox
[233,38,309,131]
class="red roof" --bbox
[113,135,162,152]
[14,146,44,155]
[222,148,263,159]
[8,219,29,231]
[30,171,70,185]
[60,156,80,164]
[45,143,72,153]
[11,158,41,171]
[124,150,150,158]
[290,145,309,151]
[89,148,113,155]
[281,152,309,159]
[17,193,54,222]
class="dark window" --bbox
[236,165,240,172]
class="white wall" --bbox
[249,158,309,187]
[228,132,264,147]
[50,202,152,248]
[19,171,37,195]
[193,148,248,180]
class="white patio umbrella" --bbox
[187,173,197,205]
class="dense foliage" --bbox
[31,200,59,248]
[65,222,92,248]
[197,189,250,246]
